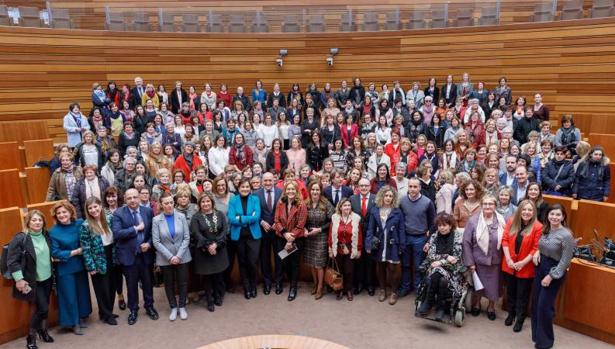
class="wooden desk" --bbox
[199,335,349,349]
[556,259,615,345]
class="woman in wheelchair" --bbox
[417,212,466,321]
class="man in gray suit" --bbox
[350,178,376,296]
[255,172,283,295]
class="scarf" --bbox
[146,89,156,98]
[70,112,82,128]
[235,143,245,163]
[442,151,458,170]
[475,211,505,256]
[560,126,576,145]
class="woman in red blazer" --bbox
[340,114,359,149]
[272,181,308,301]
[501,199,542,333]
[228,133,254,171]
[465,111,485,148]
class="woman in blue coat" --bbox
[365,185,406,305]
[573,145,611,202]
[49,201,92,335]
[227,179,262,298]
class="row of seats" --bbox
[0,5,72,28]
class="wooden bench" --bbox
[24,167,51,205]
[0,142,22,171]
[22,139,54,167]
[0,169,26,208]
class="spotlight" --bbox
[326,57,334,66]
[279,49,288,57]
[330,48,339,56]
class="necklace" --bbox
[201,211,218,232]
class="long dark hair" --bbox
[542,203,568,235]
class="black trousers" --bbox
[506,273,533,317]
[335,254,355,293]
[224,240,238,290]
[123,253,154,311]
[273,236,288,285]
[260,230,282,287]
[31,277,53,330]
[277,237,302,288]
[354,239,376,289]
[531,255,565,349]
[236,237,261,291]
[160,263,189,308]
[201,272,225,300]
[426,272,451,307]
[105,245,122,305]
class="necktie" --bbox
[266,190,273,211]
[132,210,140,225]
[361,195,367,217]
[138,87,143,97]
[335,189,340,205]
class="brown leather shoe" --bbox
[388,293,398,305]
[378,289,387,302]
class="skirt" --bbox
[303,232,328,268]
[475,263,501,302]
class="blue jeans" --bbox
[400,234,428,292]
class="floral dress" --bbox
[421,229,467,299]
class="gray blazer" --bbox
[152,210,192,266]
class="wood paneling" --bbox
[24,167,51,205]
[26,201,62,225]
[0,169,26,209]
[557,259,615,345]
[0,142,22,171]
[0,122,49,144]
[0,19,614,142]
[572,199,615,244]
[0,207,30,345]
[22,139,54,167]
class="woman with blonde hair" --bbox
[273,181,308,301]
[303,180,334,300]
[365,186,405,305]
[79,196,118,326]
[501,199,542,332]
[435,170,456,214]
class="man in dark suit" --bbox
[256,172,283,295]
[323,170,353,207]
[131,76,145,109]
[511,165,530,205]
[112,188,158,325]
[499,154,518,186]
[442,75,458,108]
[169,81,188,114]
[232,86,251,112]
[350,178,376,296]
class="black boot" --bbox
[434,306,446,322]
[27,330,38,349]
[36,320,54,343]
[206,296,215,312]
[505,312,516,326]
[513,316,525,332]
[417,285,435,317]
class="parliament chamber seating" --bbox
[0,5,614,346]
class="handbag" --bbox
[324,257,344,291]
[1,233,27,280]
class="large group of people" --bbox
[7,74,598,349]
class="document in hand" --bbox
[278,244,298,260]
[472,270,484,291]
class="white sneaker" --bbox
[179,307,188,320]
[169,308,178,321]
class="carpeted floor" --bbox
[0,283,610,349]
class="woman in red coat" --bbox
[501,199,542,333]
[228,133,253,171]
[465,111,485,148]
[340,114,359,149]
[173,142,203,182]
[384,132,402,176]
[272,181,308,301]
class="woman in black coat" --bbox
[265,138,289,177]
[6,210,54,349]
[541,146,575,196]
[189,192,229,312]
[306,131,328,172]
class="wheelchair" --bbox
[414,269,472,327]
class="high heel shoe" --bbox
[36,329,54,343]
[26,334,38,349]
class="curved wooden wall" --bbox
[0,18,614,143]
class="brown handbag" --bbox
[324,257,344,291]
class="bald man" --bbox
[112,188,157,325]
[350,178,377,295]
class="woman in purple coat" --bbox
[463,194,506,321]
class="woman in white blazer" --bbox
[207,135,230,177]
[152,193,192,321]
[63,103,91,147]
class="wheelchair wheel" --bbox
[464,289,473,311]
[454,309,464,327]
